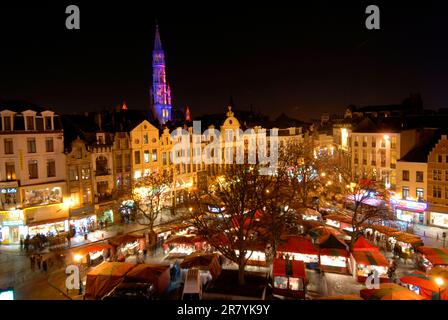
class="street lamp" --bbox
[435,277,444,300]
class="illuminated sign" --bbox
[391,199,427,212]
[208,206,225,213]
[2,220,23,226]
[0,288,14,300]
[0,188,16,193]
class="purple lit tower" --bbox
[151,25,172,124]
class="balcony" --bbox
[95,193,114,204]
[95,168,111,176]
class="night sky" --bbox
[0,1,447,121]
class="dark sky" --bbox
[0,1,447,121]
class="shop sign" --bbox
[2,220,23,226]
[391,199,427,212]
[0,188,17,194]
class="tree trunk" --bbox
[238,261,245,286]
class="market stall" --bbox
[350,250,389,283]
[416,246,448,271]
[309,226,350,244]
[164,234,207,256]
[238,243,267,267]
[74,243,113,266]
[316,233,349,274]
[324,214,354,233]
[85,262,136,300]
[180,253,222,285]
[277,236,319,269]
[123,263,170,297]
[400,271,448,300]
[272,258,307,299]
[360,283,425,300]
[109,234,146,262]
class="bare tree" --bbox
[132,171,173,247]
[185,164,271,286]
[346,178,394,249]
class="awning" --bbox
[273,258,306,278]
[76,243,113,256]
[278,236,319,255]
[352,250,389,267]
[27,217,67,227]
[353,236,379,252]
[416,247,448,266]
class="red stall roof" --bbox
[352,250,389,267]
[353,236,379,252]
[320,248,348,257]
[273,259,306,279]
[278,236,319,255]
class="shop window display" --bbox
[23,187,62,207]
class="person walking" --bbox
[30,255,36,271]
[42,259,48,273]
[36,255,42,270]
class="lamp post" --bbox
[435,277,444,300]
[74,254,83,296]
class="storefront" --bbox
[429,211,448,228]
[69,205,96,235]
[0,209,27,244]
[391,199,427,226]
[27,219,69,237]
[98,208,114,224]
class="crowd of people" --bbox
[21,234,49,252]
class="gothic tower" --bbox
[152,25,172,125]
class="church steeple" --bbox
[152,24,172,125]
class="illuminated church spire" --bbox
[152,24,172,124]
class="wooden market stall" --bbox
[400,271,448,300]
[272,258,307,299]
[416,246,448,271]
[350,250,389,283]
[123,263,171,297]
[180,253,222,286]
[85,262,136,300]
[74,243,113,266]
[317,233,349,274]
[109,234,146,261]
[277,235,319,269]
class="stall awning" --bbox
[278,236,318,255]
[109,234,144,247]
[76,243,113,256]
[353,236,379,252]
[416,247,448,266]
[352,250,389,267]
[360,283,425,300]
[320,248,348,257]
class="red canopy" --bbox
[76,243,113,256]
[278,236,318,255]
[273,258,306,279]
[352,250,389,267]
[353,236,379,252]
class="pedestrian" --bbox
[37,255,42,269]
[170,265,175,281]
[30,255,36,271]
[42,259,48,273]
[20,238,24,250]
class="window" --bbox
[416,188,424,200]
[402,170,410,181]
[433,186,442,198]
[26,116,35,130]
[446,187,448,200]
[381,140,386,148]
[27,138,36,153]
[46,160,56,177]
[354,136,358,147]
[446,170,448,182]
[362,136,367,147]
[3,116,12,131]
[152,149,157,162]
[144,150,150,163]
[5,162,15,180]
[433,169,442,181]
[44,116,52,130]
[372,140,376,148]
[390,150,397,169]
[416,171,424,183]
[124,153,131,170]
[162,152,167,165]
[28,160,38,179]
[143,134,149,144]
[438,154,443,163]
[81,167,90,180]
[69,167,79,181]
[402,187,410,199]
[45,137,54,152]
[115,154,122,171]
[4,138,13,154]
[391,136,397,149]
[134,151,141,165]
[76,148,82,159]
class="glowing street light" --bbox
[74,254,83,263]
[435,277,444,300]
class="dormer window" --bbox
[3,116,12,131]
[26,116,35,131]
[44,116,53,130]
